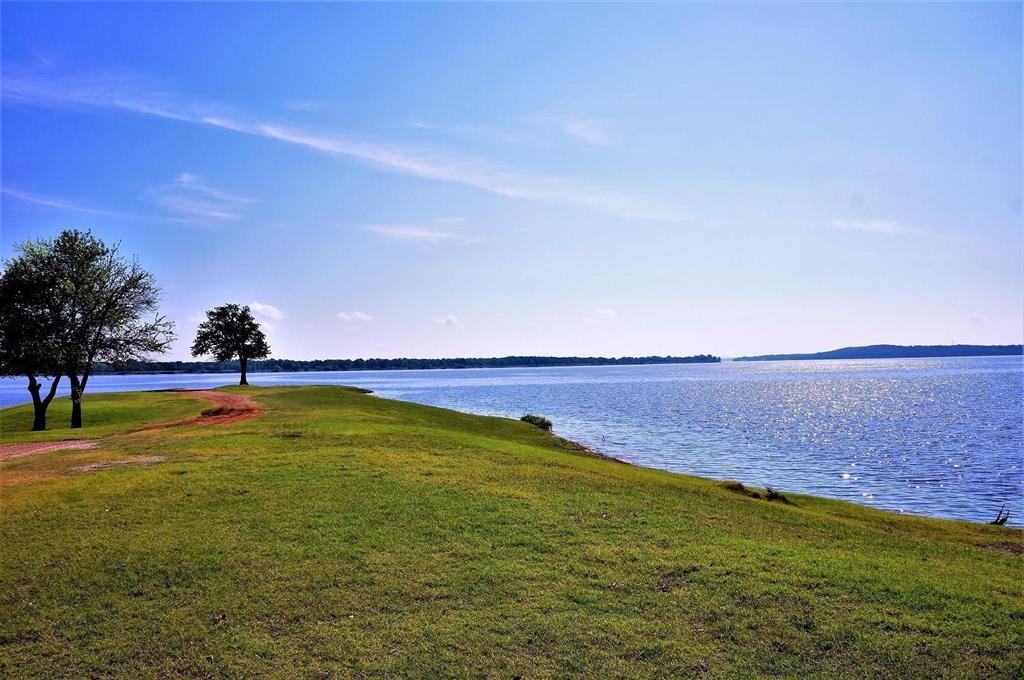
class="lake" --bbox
[2,356,1021,526]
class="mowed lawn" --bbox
[1,386,1021,678]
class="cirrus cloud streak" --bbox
[3,66,682,222]
[832,219,928,236]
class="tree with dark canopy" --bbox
[51,230,174,428]
[191,304,270,385]
[0,240,67,430]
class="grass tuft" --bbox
[720,479,763,499]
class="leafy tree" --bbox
[191,304,270,385]
[53,230,174,428]
[0,241,66,430]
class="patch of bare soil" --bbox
[134,391,264,431]
[1,391,264,463]
[987,541,1024,557]
[73,455,167,473]
[0,440,98,463]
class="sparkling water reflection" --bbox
[2,356,1020,525]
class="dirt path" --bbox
[0,440,98,463]
[0,390,263,462]
[134,390,264,431]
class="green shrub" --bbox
[720,480,762,499]
[520,414,552,431]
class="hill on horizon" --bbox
[733,344,1023,362]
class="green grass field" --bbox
[1,386,1021,678]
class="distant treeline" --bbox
[93,354,722,374]
[733,344,1023,362]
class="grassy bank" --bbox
[1,386,1021,678]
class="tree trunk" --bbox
[71,397,83,428]
[69,375,84,429]
[28,377,46,431]
[239,356,248,386]
[27,374,61,431]
[33,404,47,431]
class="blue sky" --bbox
[2,2,1021,360]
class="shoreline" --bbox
[359,389,1019,529]
[4,385,1018,529]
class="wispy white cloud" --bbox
[565,121,608,145]
[546,115,611,145]
[413,115,612,147]
[144,173,255,225]
[434,314,459,327]
[250,302,284,321]
[969,314,987,327]
[155,195,240,222]
[286,99,335,114]
[2,67,681,222]
[1,185,195,225]
[2,186,124,216]
[3,179,252,227]
[173,173,256,204]
[832,219,928,236]
[364,225,457,242]
[593,307,618,320]
[407,120,527,145]
[337,311,372,322]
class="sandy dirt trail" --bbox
[0,440,99,463]
[0,390,263,462]
[135,390,264,430]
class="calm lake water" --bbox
[2,356,1021,526]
